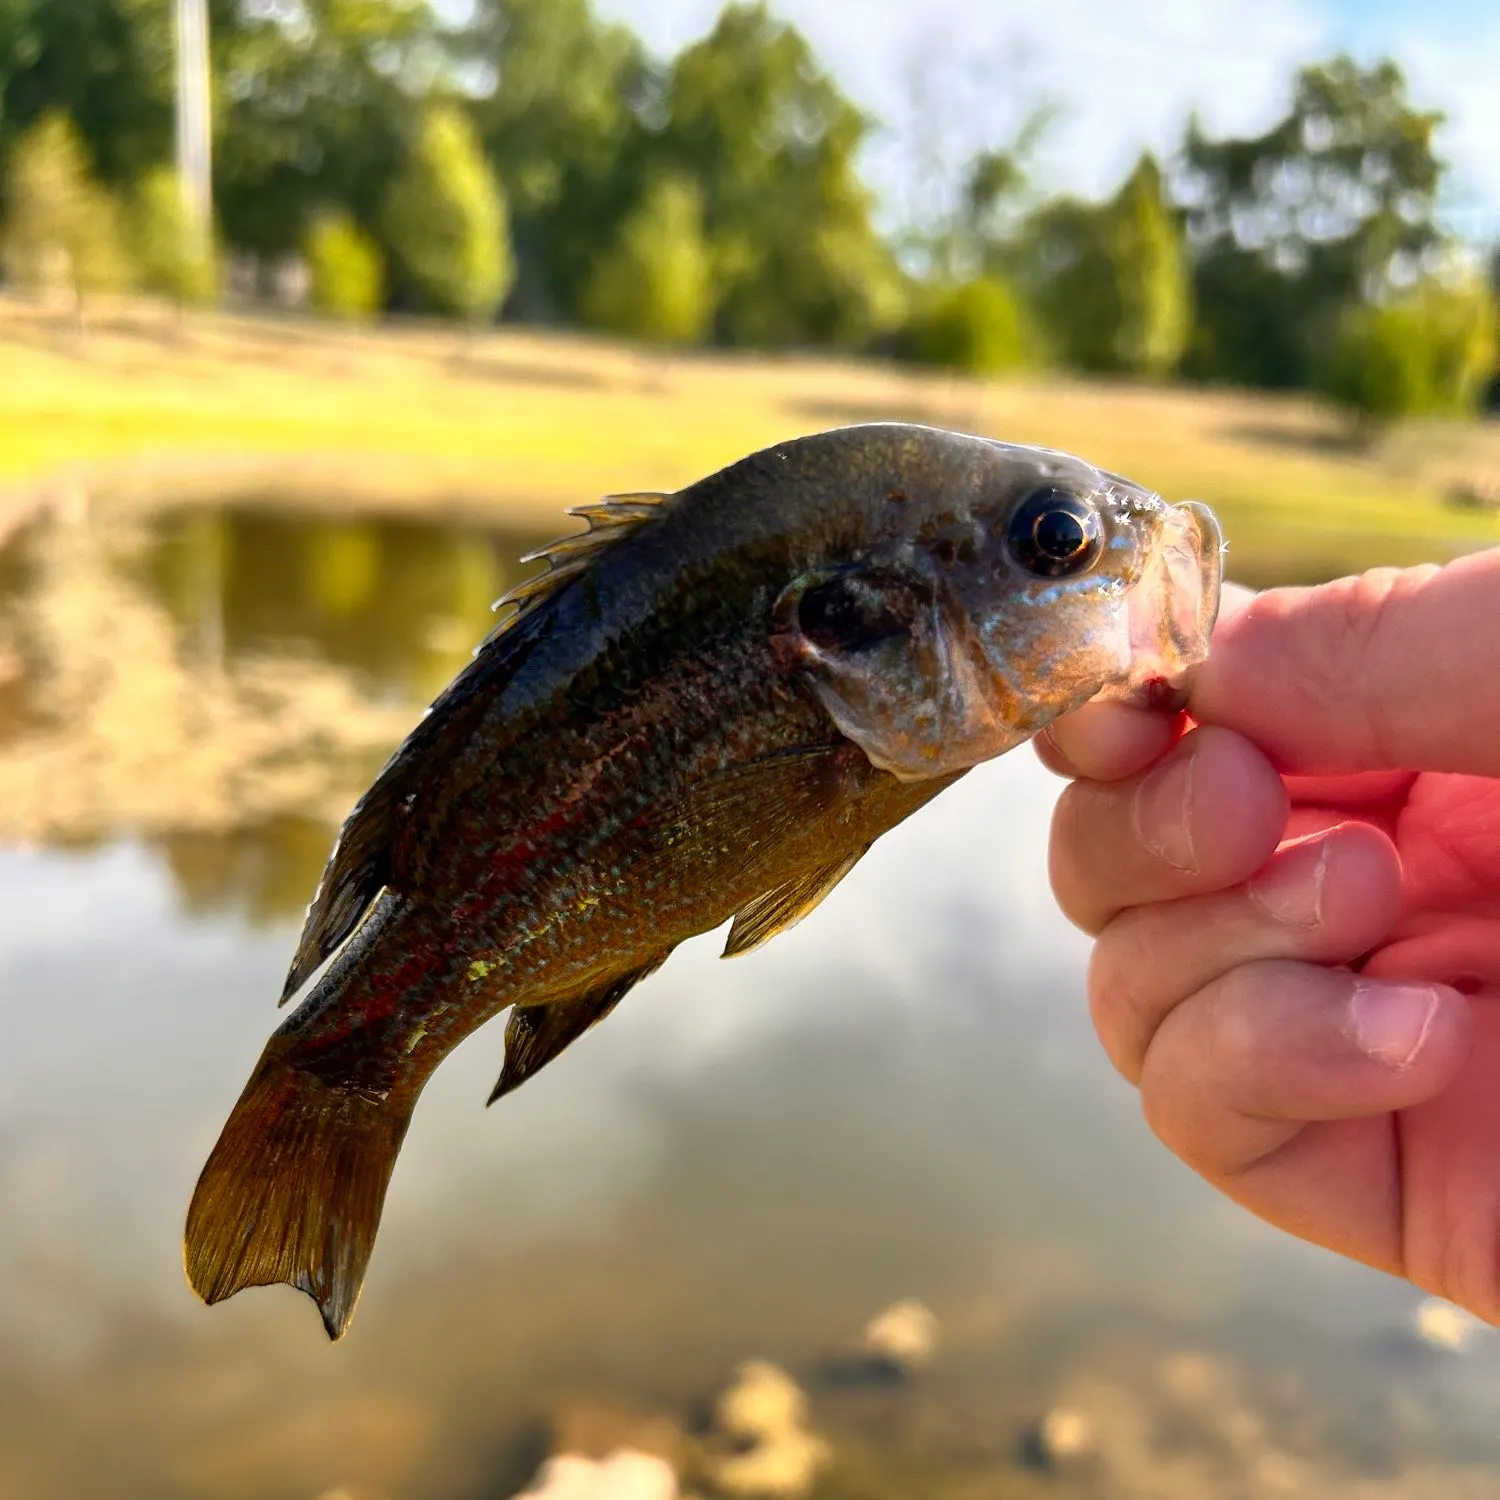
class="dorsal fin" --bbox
[281,493,668,1005]
[485,491,670,644]
[280,608,545,1005]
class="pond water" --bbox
[1,501,1497,1499]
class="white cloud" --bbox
[595,0,1499,240]
[1385,29,1500,243]
[599,0,1327,201]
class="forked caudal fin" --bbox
[184,1049,414,1340]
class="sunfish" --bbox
[185,423,1223,1338]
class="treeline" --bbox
[0,0,1495,425]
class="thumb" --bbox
[1188,549,1500,777]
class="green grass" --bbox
[2,296,1498,583]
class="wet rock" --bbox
[508,1451,679,1500]
[706,1430,830,1499]
[1019,1406,1096,1473]
[705,1361,829,1499]
[858,1300,938,1374]
[823,1299,939,1386]
[549,1396,686,1471]
[713,1362,808,1443]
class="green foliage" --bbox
[904,277,1030,375]
[213,0,437,257]
[305,211,385,323]
[1107,158,1192,376]
[458,0,651,320]
[579,172,713,345]
[0,0,189,195]
[381,104,513,323]
[2,110,131,306]
[1318,273,1498,428]
[1021,155,1190,377]
[1182,56,1446,389]
[130,167,215,305]
[658,3,906,349]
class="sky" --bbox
[593,0,1500,244]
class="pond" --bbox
[0,499,1497,1499]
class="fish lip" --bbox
[1175,501,1224,644]
[1097,498,1224,713]
[1153,499,1223,693]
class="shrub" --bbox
[306,211,385,322]
[382,105,512,323]
[580,173,714,346]
[130,166,216,305]
[2,112,132,310]
[904,277,1030,375]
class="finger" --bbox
[1036,701,1186,782]
[1283,770,1416,810]
[1090,821,1403,1083]
[1138,964,1471,1273]
[1050,725,1288,934]
[1190,550,1500,776]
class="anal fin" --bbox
[487,955,669,1104]
[722,848,869,959]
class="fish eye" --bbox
[797,570,916,653]
[1004,488,1105,579]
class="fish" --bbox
[184,422,1224,1340]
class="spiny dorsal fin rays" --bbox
[482,491,671,648]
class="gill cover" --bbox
[771,560,1029,781]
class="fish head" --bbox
[770,441,1223,781]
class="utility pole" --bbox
[174,0,213,252]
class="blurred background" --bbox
[2,3,1500,1498]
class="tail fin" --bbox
[184,1049,414,1340]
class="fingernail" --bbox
[1351,982,1440,1069]
[1247,835,1330,928]
[1133,752,1197,873]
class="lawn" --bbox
[2,296,1498,584]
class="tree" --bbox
[1317,270,1497,431]
[1019,154,1191,377]
[0,0,185,194]
[381,103,513,323]
[579,172,713,345]
[305,210,385,322]
[903,277,1030,375]
[657,3,906,349]
[213,0,438,258]
[130,166,216,305]
[1179,56,1446,389]
[1106,157,1192,376]
[457,0,652,320]
[2,111,131,312]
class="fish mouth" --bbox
[1105,500,1224,712]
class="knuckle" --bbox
[1310,567,1437,766]
[1048,782,1106,931]
[1086,915,1159,1078]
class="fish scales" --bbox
[184,423,1223,1339]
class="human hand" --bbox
[1038,549,1500,1318]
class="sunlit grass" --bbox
[2,296,1497,583]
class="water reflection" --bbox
[0,503,540,920]
[0,498,1498,1499]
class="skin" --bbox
[1036,547,1500,1321]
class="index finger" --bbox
[1189,549,1500,777]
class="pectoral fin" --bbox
[487,955,669,1104]
[722,848,869,958]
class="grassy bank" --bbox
[2,297,1498,583]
